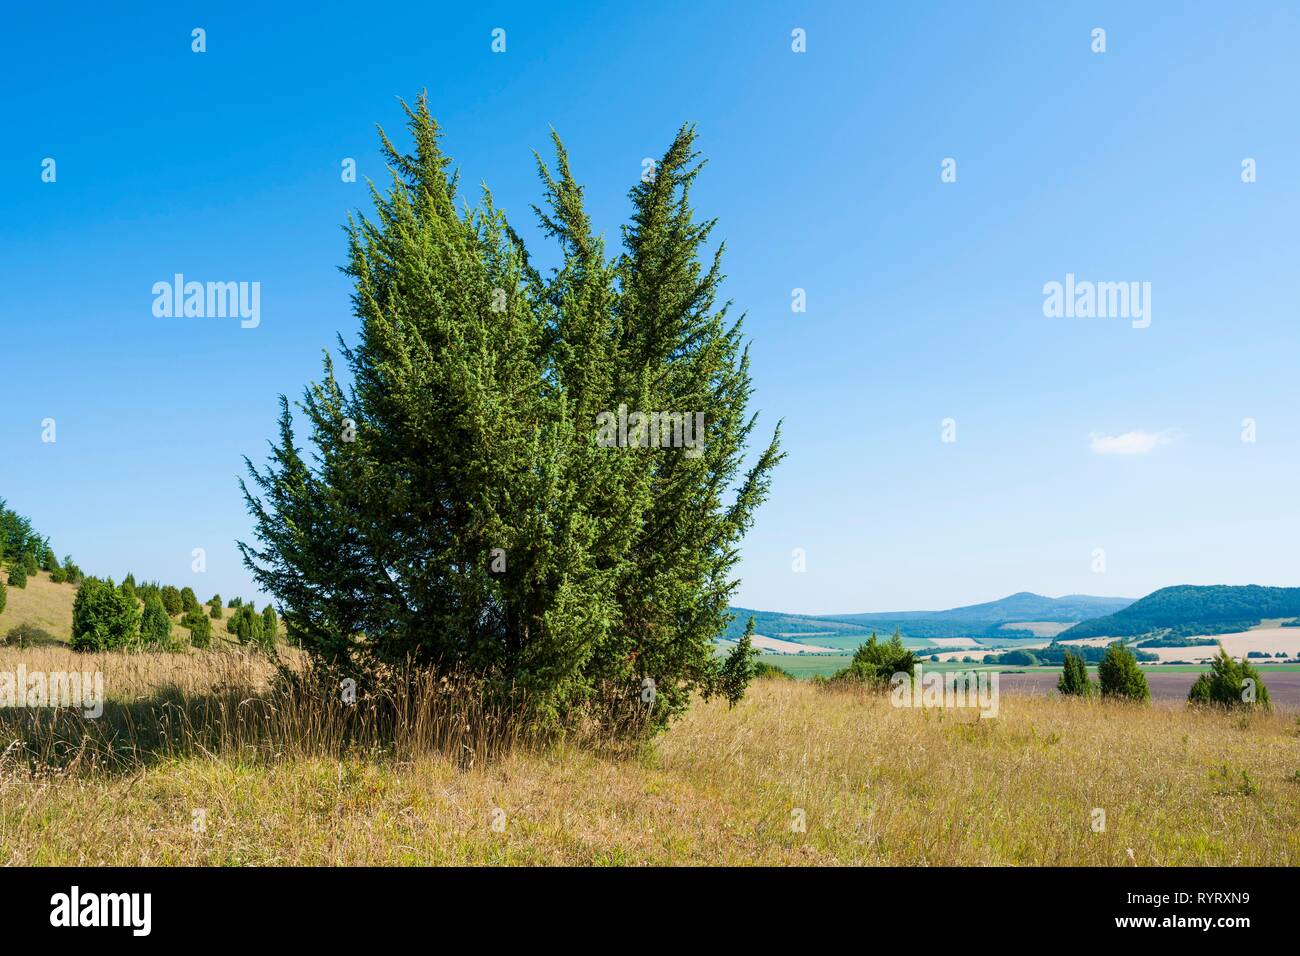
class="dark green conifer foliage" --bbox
[160,585,184,616]
[1098,643,1150,701]
[1057,649,1094,696]
[833,630,916,686]
[71,577,141,652]
[61,556,83,585]
[140,593,172,649]
[261,605,278,646]
[183,608,213,649]
[716,618,759,707]
[228,604,265,645]
[240,96,781,733]
[1187,644,1271,709]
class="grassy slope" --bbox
[0,654,1296,865]
[0,569,255,647]
[0,571,76,639]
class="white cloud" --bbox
[1088,429,1176,456]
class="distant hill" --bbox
[824,592,1134,627]
[724,592,1135,645]
[1057,585,1300,640]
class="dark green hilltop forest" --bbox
[1058,585,1300,640]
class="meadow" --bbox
[1,643,1296,865]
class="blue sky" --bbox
[3,1,1299,614]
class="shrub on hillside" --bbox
[1098,643,1150,701]
[49,566,67,584]
[261,605,278,646]
[7,564,27,589]
[160,585,184,616]
[3,623,56,648]
[41,550,59,573]
[0,578,6,615]
[181,587,200,613]
[119,576,137,602]
[61,555,83,585]
[182,608,212,649]
[227,604,266,646]
[1188,645,1272,710]
[209,601,223,620]
[21,551,39,577]
[1057,649,1094,697]
[832,632,916,687]
[752,660,795,680]
[140,593,173,649]
[228,597,243,609]
[71,577,142,651]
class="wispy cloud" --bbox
[1088,429,1177,456]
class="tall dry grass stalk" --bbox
[0,646,569,776]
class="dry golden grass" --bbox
[1,648,1296,865]
[0,571,78,640]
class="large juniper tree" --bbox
[240,94,781,731]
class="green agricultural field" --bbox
[753,653,852,678]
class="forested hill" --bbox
[824,592,1133,626]
[724,592,1135,642]
[1057,585,1300,639]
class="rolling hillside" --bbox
[1058,584,1300,640]
[724,592,1135,647]
[824,592,1134,626]
[0,569,77,641]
